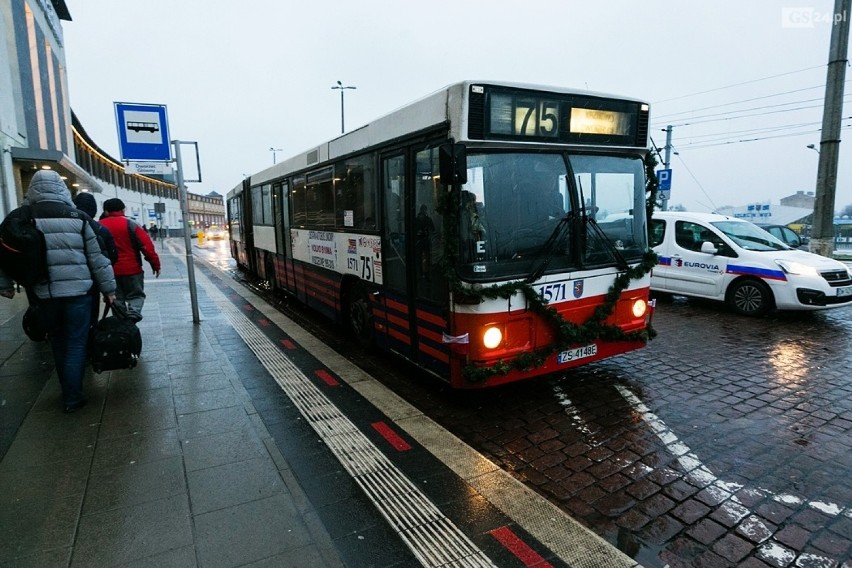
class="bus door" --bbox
[380,147,449,375]
[242,178,258,276]
[272,180,293,290]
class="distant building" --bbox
[187,191,225,229]
[713,202,812,227]
[713,190,852,250]
[780,191,816,209]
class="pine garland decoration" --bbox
[440,153,659,384]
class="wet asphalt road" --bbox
[202,241,851,567]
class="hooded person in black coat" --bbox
[73,192,118,264]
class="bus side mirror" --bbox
[439,143,467,186]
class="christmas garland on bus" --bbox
[440,153,659,383]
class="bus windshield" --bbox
[457,152,647,281]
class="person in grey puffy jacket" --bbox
[0,170,116,413]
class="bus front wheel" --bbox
[346,282,375,349]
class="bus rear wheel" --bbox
[346,282,375,349]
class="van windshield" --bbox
[711,221,789,251]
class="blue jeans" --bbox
[47,294,93,406]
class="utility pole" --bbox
[810,0,851,257]
[662,125,672,211]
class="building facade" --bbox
[186,191,225,230]
[1,0,187,233]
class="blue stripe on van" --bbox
[726,264,787,281]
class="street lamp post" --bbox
[807,143,820,154]
[331,80,356,134]
[269,147,282,164]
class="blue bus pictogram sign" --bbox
[114,102,171,161]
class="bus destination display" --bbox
[471,85,648,147]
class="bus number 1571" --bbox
[538,282,568,303]
[348,256,373,281]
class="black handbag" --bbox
[22,300,60,342]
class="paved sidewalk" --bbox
[0,247,344,567]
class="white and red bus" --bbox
[228,81,655,388]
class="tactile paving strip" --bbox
[202,277,496,568]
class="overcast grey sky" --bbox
[63,1,851,213]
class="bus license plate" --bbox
[838,286,852,297]
[557,344,598,364]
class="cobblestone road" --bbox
[404,295,852,567]
[224,247,852,568]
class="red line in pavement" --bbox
[315,369,339,386]
[489,526,552,567]
[280,339,297,350]
[370,422,412,451]
[258,318,270,327]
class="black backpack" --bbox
[0,206,48,287]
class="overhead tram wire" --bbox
[677,120,823,141]
[652,65,824,105]
[670,148,719,211]
[659,94,852,128]
[676,124,852,150]
[672,94,852,127]
[652,78,852,122]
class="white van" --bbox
[650,211,852,316]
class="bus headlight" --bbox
[482,326,503,349]
[631,299,647,318]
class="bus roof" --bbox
[246,80,650,187]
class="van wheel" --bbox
[346,282,374,348]
[727,279,771,316]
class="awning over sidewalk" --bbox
[10,146,103,194]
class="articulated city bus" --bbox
[228,81,656,388]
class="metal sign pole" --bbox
[174,140,201,324]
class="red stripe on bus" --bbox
[415,308,445,327]
[489,526,552,568]
[280,339,297,350]
[388,327,411,345]
[385,297,409,313]
[416,325,443,344]
[419,342,450,364]
[315,369,339,386]
[370,422,412,451]
[304,272,337,288]
[386,312,410,330]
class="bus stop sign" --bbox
[114,102,171,161]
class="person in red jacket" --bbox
[100,198,160,321]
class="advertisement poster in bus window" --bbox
[291,229,383,285]
[308,231,336,269]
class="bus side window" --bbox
[381,155,407,294]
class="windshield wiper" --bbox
[577,178,628,271]
[524,211,576,283]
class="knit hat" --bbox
[73,192,98,218]
[103,198,126,212]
